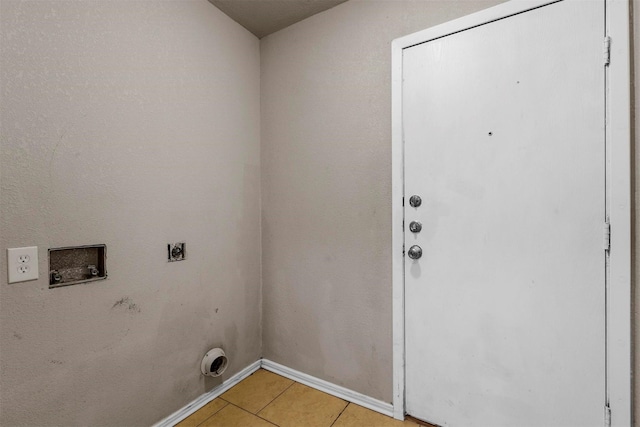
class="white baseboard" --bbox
[260,359,394,418]
[153,360,261,427]
[153,358,395,426]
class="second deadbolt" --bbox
[409,195,422,207]
[409,221,422,233]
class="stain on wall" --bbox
[1,0,637,425]
[112,297,141,313]
[0,1,261,425]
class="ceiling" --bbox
[208,0,349,39]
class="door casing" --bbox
[390,0,632,425]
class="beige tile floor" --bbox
[176,369,428,427]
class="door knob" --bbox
[409,221,422,233]
[408,245,422,259]
[409,195,422,207]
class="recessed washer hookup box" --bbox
[48,244,107,288]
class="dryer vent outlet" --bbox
[201,348,228,377]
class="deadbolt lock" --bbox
[408,245,422,260]
[409,195,422,208]
[409,221,422,233]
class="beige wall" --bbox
[2,0,637,425]
[261,0,639,417]
[0,1,261,426]
[261,0,506,403]
[633,1,639,424]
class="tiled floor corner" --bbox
[221,369,294,414]
[176,369,423,427]
[257,382,347,427]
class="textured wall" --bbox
[0,1,261,426]
[260,0,506,403]
[633,1,639,423]
[261,0,638,412]
[1,0,637,424]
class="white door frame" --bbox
[390,0,632,425]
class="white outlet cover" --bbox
[7,246,38,283]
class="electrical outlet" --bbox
[168,242,186,262]
[7,246,39,283]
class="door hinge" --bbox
[604,36,611,66]
[603,221,611,251]
[604,404,611,427]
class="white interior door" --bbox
[403,1,606,426]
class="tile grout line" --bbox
[227,402,280,427]
[254,377,297,415]
[187,370,357,427]
[190,368,262,427]
[191,399,229,427]
[190,369,290,427]
[329,401,351,427]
